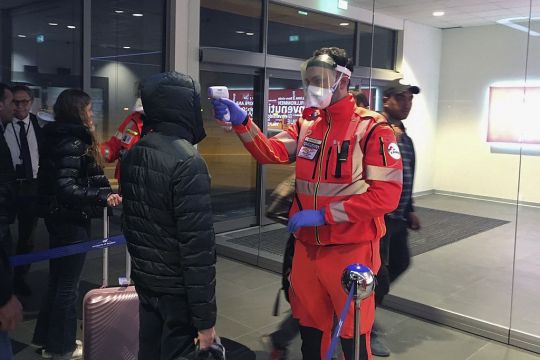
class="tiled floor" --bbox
[10,255,540,359]
[7,193,540,359]
[391,194,540,335]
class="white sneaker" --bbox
[41,340,83,359]
[72,340,83,359]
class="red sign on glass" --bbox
[229,89,305,131]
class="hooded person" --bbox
[120,72,217,360]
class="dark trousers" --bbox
[32,218,89,355]
[137,289,198,360]
[299,326,367,360]
[14,195,38,276]
[375,217,411,305]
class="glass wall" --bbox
[0,2,167,356]
[7,0,82,110]
[200,0,540,354]
[366,0,540,353]
[199,69,261,229]
[511,0,540,351]
[91,0,165,142]
[200,0,262,52]
[358,23,395,69]
[267,3,356,60]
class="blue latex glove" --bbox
[288,209,326,233]
[210,98,248,126]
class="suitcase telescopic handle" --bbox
[102,207,109,287]
[101,207,132,288]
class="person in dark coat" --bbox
[120,72,217,360]
[3,85,45,296]
[32,89,121,360]
[0,83,23,360]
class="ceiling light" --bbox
[17,34,26,38]
[235,30,245,34]
[298,10,308,16]
[246,32,254,36]
[339,22,350,26]
[123,107,129,111]
[114,10,124,14]
[123,46,131,49]
[67,25,76,29]
[497,17,540,36]
[432,11,445,17]
[132,13,143,17]
[48,22,58,26]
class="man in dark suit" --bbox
[3,85,43,296]
[0,82,23,360]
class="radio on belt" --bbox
[208,86,230,122]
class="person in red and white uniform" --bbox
[211,47,403,360]
[100,98,144,180]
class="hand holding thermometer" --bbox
[208,86,233,131]
[208,86,230,121]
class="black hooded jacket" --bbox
[120,72,216,330]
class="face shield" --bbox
[301,54,351,109]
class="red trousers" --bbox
[290,240,380,359]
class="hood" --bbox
[141,72,206,145]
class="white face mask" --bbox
[304,85,333,109]
[303,73,344,109]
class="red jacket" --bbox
[233,95,403,246]
[100,112,144,180]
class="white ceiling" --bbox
[351,0,540,28]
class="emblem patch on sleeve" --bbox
[387,143,401,160]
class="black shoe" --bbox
[14,276,32,296]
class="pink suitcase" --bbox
[82,208,140,360]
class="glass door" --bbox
[199,67,263,263]
[372,0,524,341]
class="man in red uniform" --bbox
[100,98,144,179]
[211,47,403,360]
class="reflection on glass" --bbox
[199,71,259,225]
[91,0,165,142]
[265,78,302,199]
[10,0,82,110]
[268,3,355,60]
[4,0,84,271]
[91,0,165,237]
[370,3,527,332]
[511,0,540,347]
[358,23,395,69]
[200,0,262,52]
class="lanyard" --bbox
[11,120,32,153]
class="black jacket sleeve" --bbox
[52,138,111,206]
[406,135,416,215]
[0,225,13,307]
[0,134,15,306]
[172,154,216,331]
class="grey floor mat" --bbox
[226,207,510,257]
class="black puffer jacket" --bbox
[0,131,15,225]
[0,130,16,306]
[38,122,112,226]
[120,72,216,331]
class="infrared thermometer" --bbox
[208,86,230,122]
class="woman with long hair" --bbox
[32,89,121,359]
